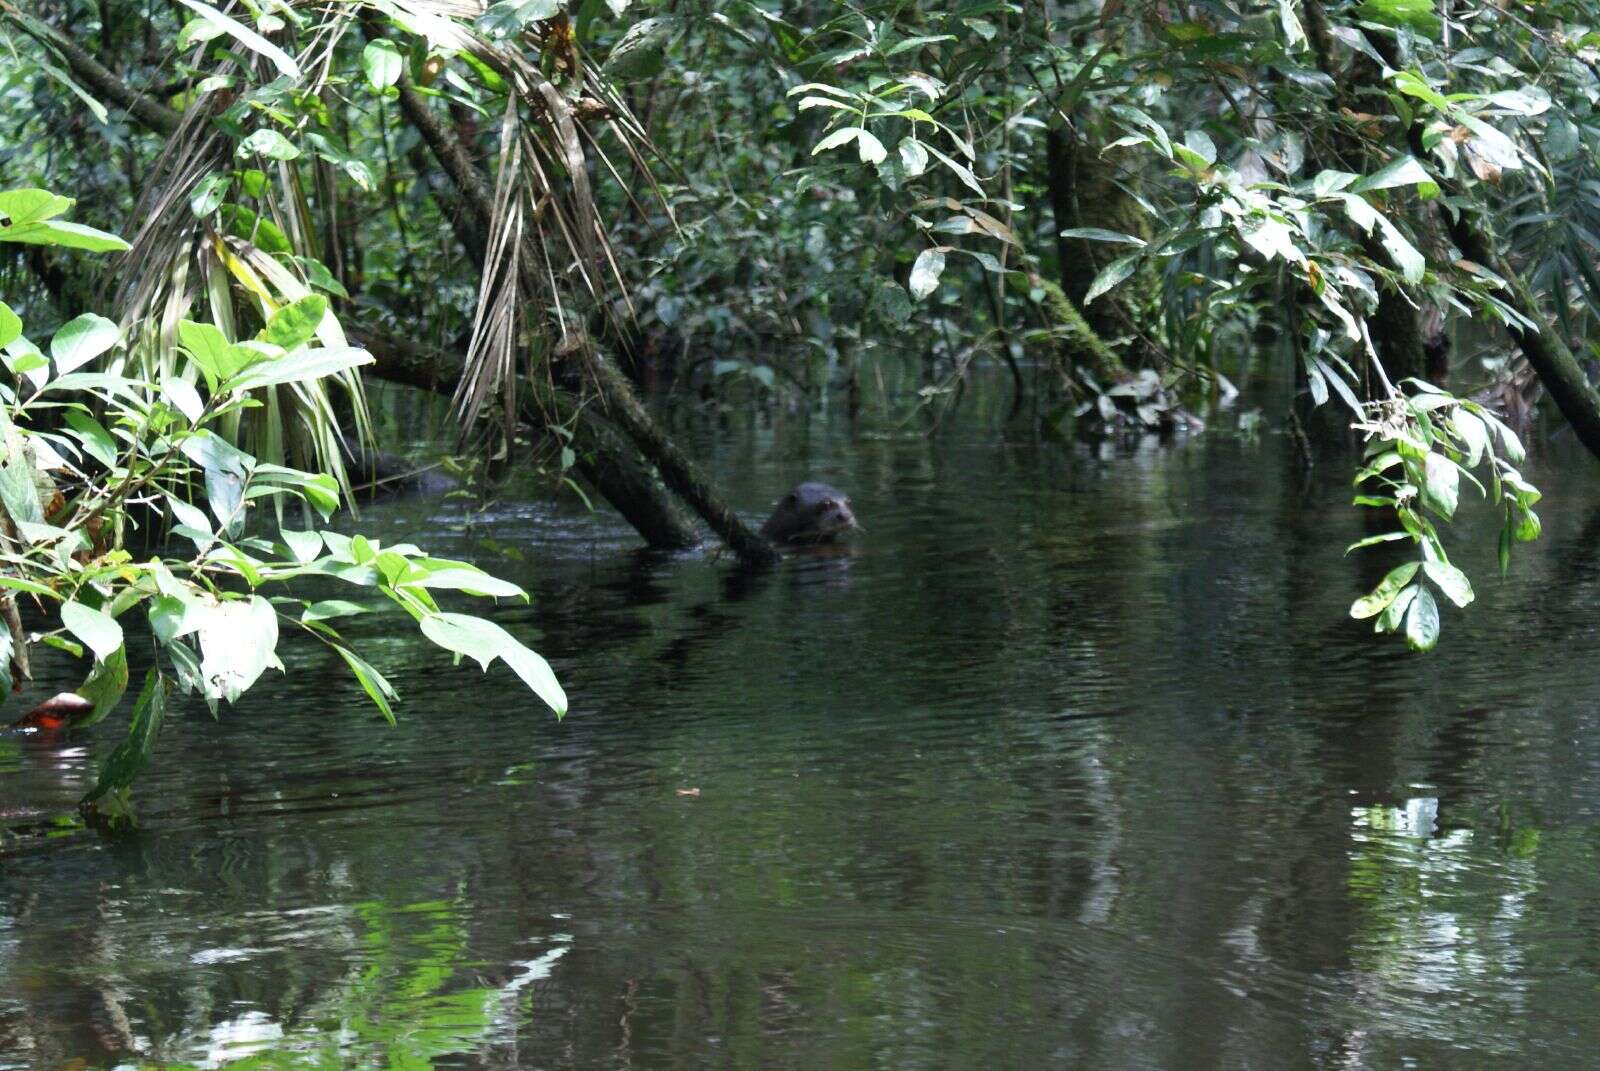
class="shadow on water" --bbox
[4,404,1600,1069]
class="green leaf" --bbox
[419,612,566,716]
[237,128,300,161]
[479,0,562,36]
[75,644,130,728]
[160,376,205,424]
[1423,560,1474,608]
[1059,228,1147,247]
[1405,585,1441,651]
[0,220,129,251]
[51,313,120,372]
[1350,155,1433,193]
[63,411,117,468]
[81,669,166,805]
[226,346,373,392]
[262,294,327,350]
[908,248,946,301]
[0,302,21,349]
[1359,0,1440,34]
[1084,254,1140,305]
[293,256,349,299]
[303,599,384,623]
[1514,506,1541,542]
[62,600,124,662]
[397,566,525,599]
[175,0,301,78]
[603,16,678,79]
[195,595,280,703]
[1420,452,1460,518]
[1345,531,1410,553]
[1451,410,1488,466]
[1350,561,1420,619]
[178,319,231,389]
[856,129,887,165]
[0,456,42,530]
[0,189,72,227]
[1376,583,1419,632]
[898,138,929,177]
[1376,216,1425,284]
[189,172,230,217]
[812,126,862,156]
[280,528,323,563]
[337,645,397,725]
[361,39,403,89]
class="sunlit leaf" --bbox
[1423,560,1474,608]
[1350,561,1420,619]
[175,0,301,78]
[0,302,22,349]
[361,39,403,89]
[61,600,124,662]
[909,248,946,300]
[1405,585,1441,651]
[226,346,373,392]
[50,314,119,372]
[1084,254,1140,305]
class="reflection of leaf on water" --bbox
[0,737,20,774]
[107,896,569,1068]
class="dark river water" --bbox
[3,403,1600,1069]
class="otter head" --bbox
[761,482,858,544]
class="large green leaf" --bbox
[1350,561,1420,619]
[262,294,328,351]
[1405,585,1441,651]
[361,39,403,88]
[82,670,166,804]
[75,644,130,728]
[0,220,128,251]
[226,346,373,392]
[419,612,566,716]
[0,189,71,227]
[174,0,301,78]
[51,313,120,373]
[61,600,124,662]
[0,302,21,349]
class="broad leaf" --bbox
[82,669,166,804]
[62,600,124,661]
[51,314,119,372]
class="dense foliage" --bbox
[0,192,563,807]
[5,0,1600,786]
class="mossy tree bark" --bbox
[1045,127,1153,365]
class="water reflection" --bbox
[4,417,1600,1069]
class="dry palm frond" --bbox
[109,21,372,502]
[456,96,525,437]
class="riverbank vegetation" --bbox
[4,0,1598,794]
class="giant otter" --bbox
[760,482,857,545]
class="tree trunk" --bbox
[1045,126,1151,361]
